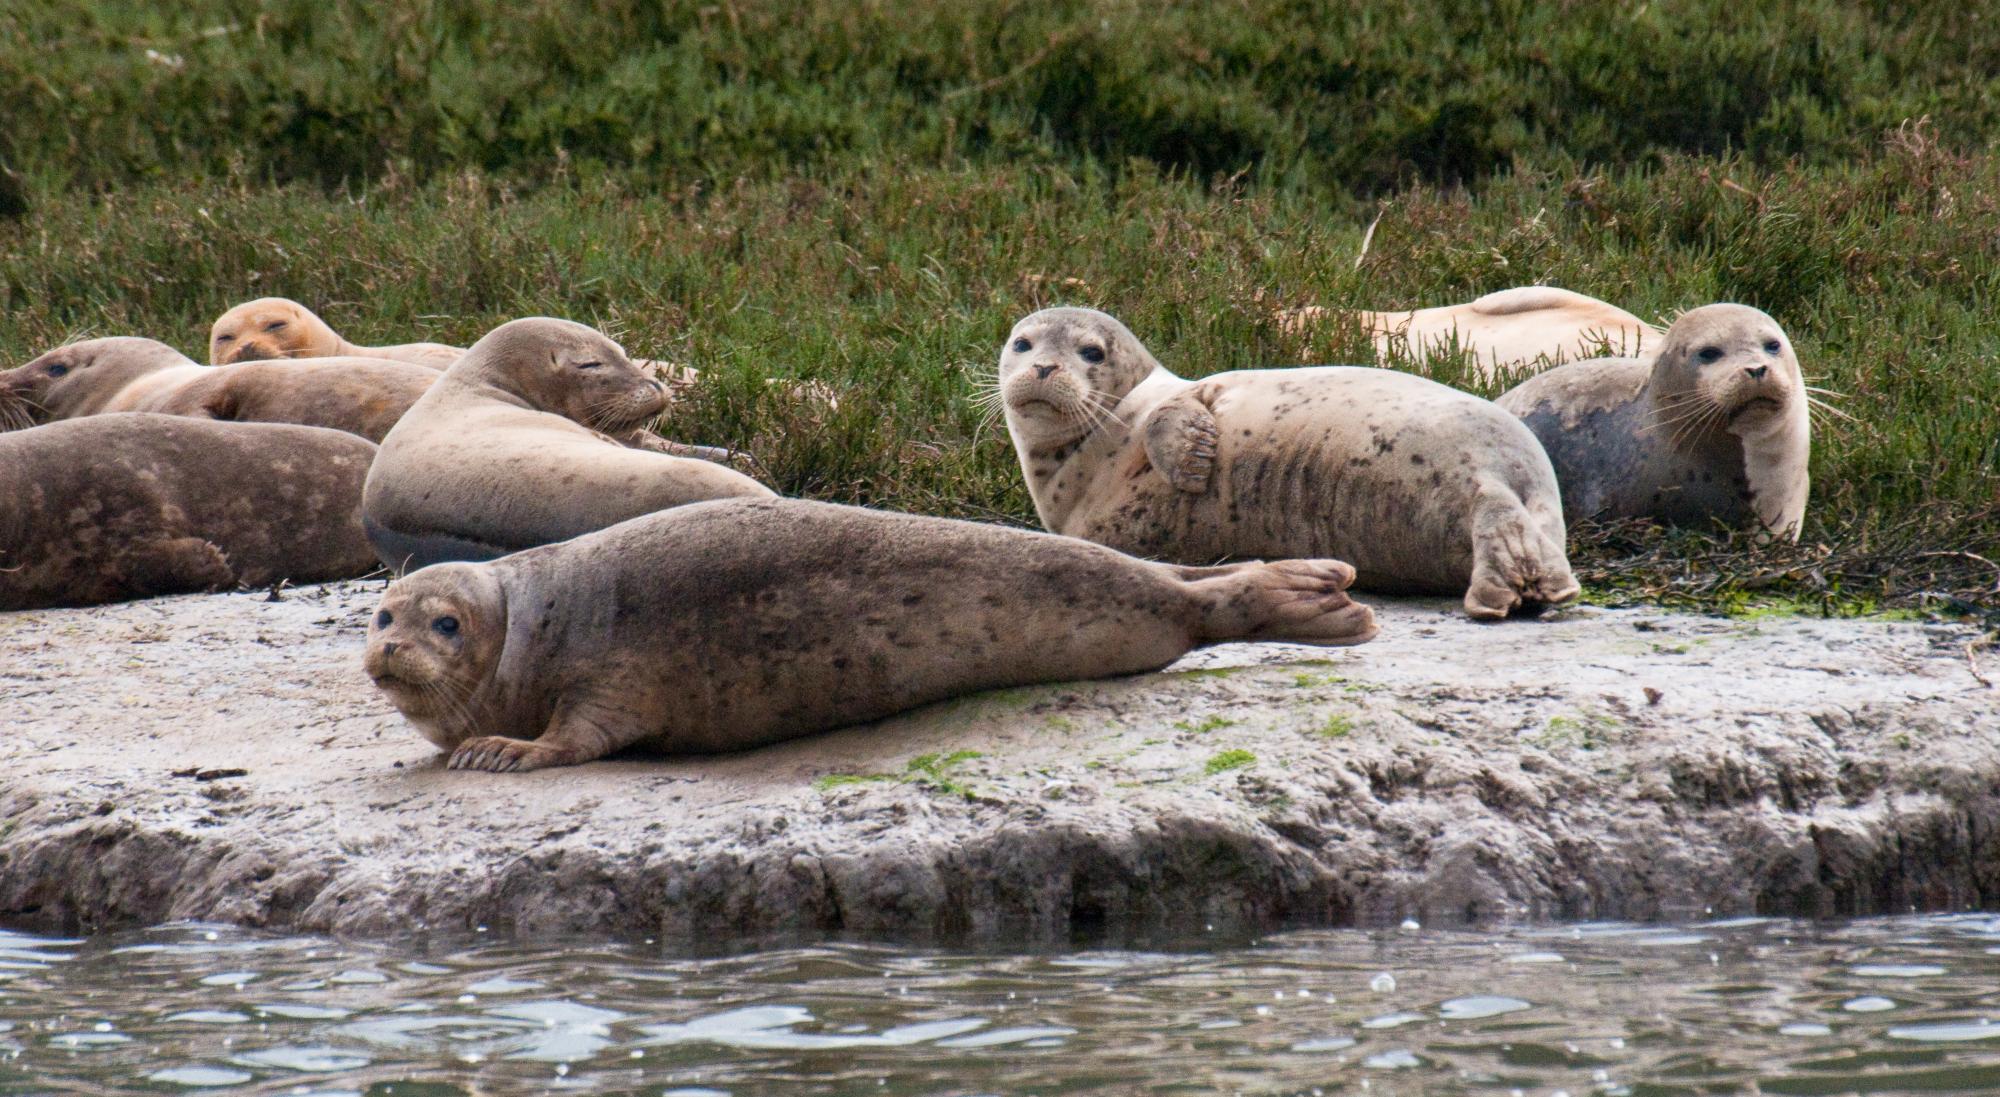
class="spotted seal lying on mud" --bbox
[1282,286,1660,380]
[0,336,438,442]
[0,414,378,610]
[998,307,1578,619]
[1495,303,1811,538]
[361,317,774,571]
[210,297,462,368]
[362,497,1378,771]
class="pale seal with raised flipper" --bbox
[998,307,1578,619]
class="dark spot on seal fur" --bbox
[1410,454,1426,465]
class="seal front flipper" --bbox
[117,537,237,597]
[1142,389,1220,494]
[446,694,652,773]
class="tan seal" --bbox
[1495,303,1811,538]
[209,297,462,368]
[362,317,774,570]
[0,414,379,610]
[0,337,210,427]
[0,337,439,443]
[363,497,1378,771]
[998,307,1578,619]
[1281,286,1660,381]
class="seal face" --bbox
[0,414,380,610]
[999,307,1579,620]
[209,297,461,368]
[1281,286,1660,381]
[1495,303,1811,539]
[363,498,1377,772]
[361,317,775,572]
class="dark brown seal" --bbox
[0,414,380,610]
[363,498,1379,771]
[998,307,1578,619]
[1495,303,1811,538]
[361,317,774,571]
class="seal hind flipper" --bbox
[1142,389,1220,494]
[1463,476,1580,620]
[1181,558,1378,646]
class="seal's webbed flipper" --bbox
[1142,390,1220,494]
[118,537,236,597]
[1180,558,1378,647]
[446,692,652,773]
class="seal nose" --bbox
[230,344,268,363]
[1745,365,1769,380]
[1033,363,1060,380]
[382,641,400,656]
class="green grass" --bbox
[1204,749,1257,776]
[2,2,1996,610]
[813,750,984,798]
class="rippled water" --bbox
[8,916,2000,1094]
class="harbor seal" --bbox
[362,317,774,571]
[210,297,462,368]
[363,497,1378,771]
[0,337,210,427]
[998,307,1578,619]
[209,297,704,387]
[1495,303,1811,538]
[1281,286,1661,381]
[145,357,440,442]
[0,337,440,442]
[0,414,379,610]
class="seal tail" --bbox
[1180,559,1379,647]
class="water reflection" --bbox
[2,918,2000,1093]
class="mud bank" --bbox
[0,581,1994,943]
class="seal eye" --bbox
[1078,345,1106,364]
[1012,338,1032,354]
[45,364,68,377]
[432,616,460,637]
[265,321,287,332]
[216,334,234,342]
[1697,346,1724,363]
[575,361,603,371]
[374,609,393,628]
[1763,340,1782,355]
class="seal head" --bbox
[999,307,1161,452]
[452,317,668,433]
[363,563,508,748]
[210,298,345,363]
[0,337,196,428]
[1645,303,1802,444]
